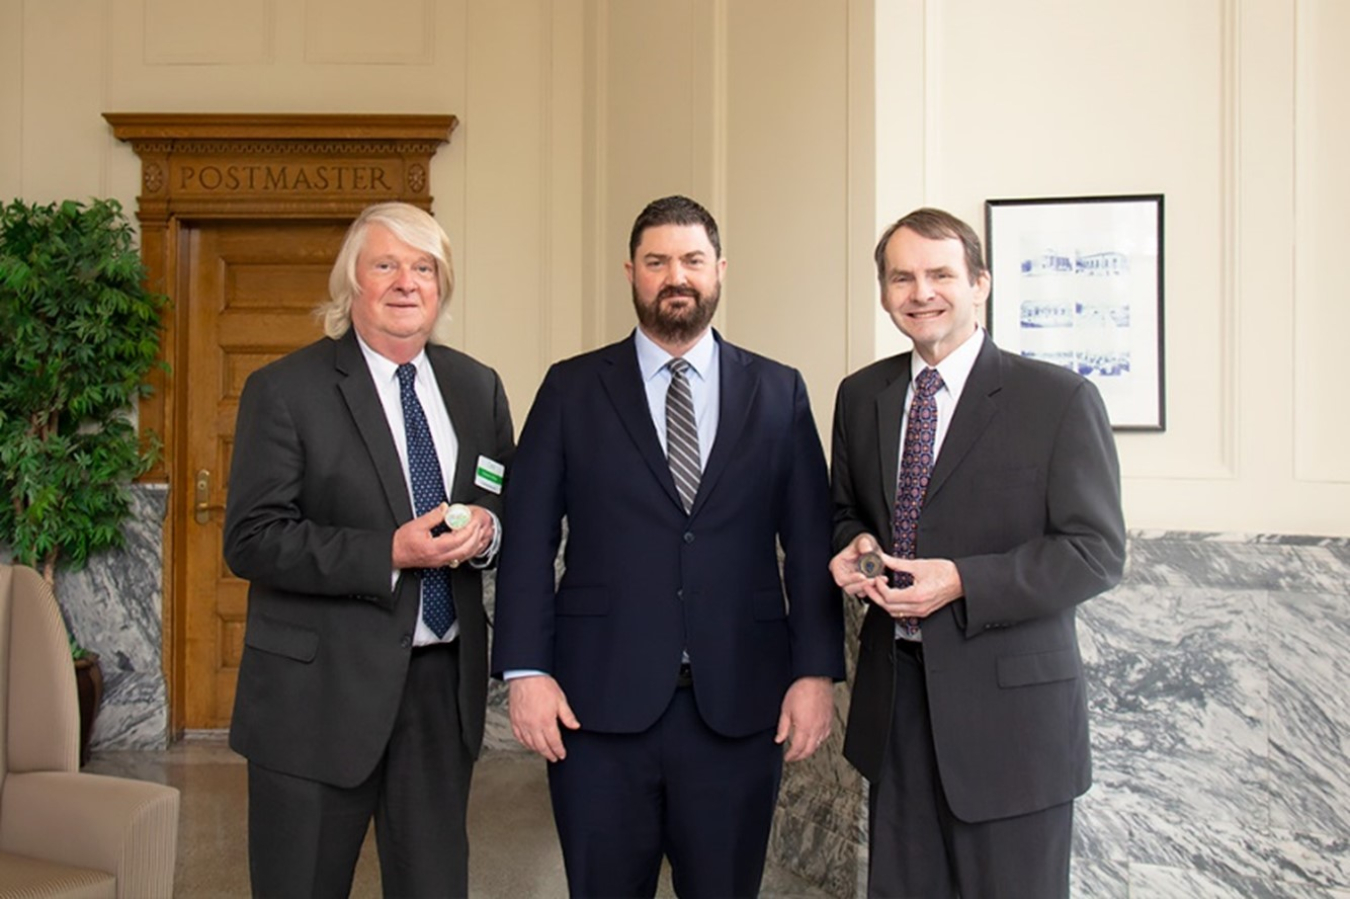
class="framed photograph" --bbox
[985,194,1164,431]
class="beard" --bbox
[632,281,721,346]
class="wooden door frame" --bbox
[105,113,457,736]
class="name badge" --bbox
[475,455,505,494]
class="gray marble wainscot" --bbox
[1074,531,1350,897]
[770,531,1350,898]
[482,567,516,753]
[54,484,170,751]
[767,588,868,898]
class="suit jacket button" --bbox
[683,532,695,544]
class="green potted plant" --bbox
[0,197,168,763]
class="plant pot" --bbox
[73,652,103,767]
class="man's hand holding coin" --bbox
[828,533,889,602]
[392,502,494,571]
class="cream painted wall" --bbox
[586,0,720,349]
[586,0,870,443]
[3,0,1345,536]
[871,0,1349,536]
[1294,0,1350,489]
[0,0,582,427]
[724,0,851,432]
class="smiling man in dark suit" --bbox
[829,207,1126,898]
[224,202,514,898]
[491,195,844,899]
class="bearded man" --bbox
[491,195,844,899]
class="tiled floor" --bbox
[86,735,832,898]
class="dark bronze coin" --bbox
[857,551,884,578]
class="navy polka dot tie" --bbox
[892,367,943,638]
[397,363,454,637]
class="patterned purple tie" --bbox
[396,363,454,637]
[891,367,943,638]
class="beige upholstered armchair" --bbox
[0,562,180,898]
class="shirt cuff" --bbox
[503,669,548,680]
[470,509,502,568]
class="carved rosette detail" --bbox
[144,163,165,194]
[408,164,427,194]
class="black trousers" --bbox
[247,642,474,899]
[868,640,1074,899]
[547,684,783,899]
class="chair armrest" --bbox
[0,771,179,899]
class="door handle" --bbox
[194,468,226,524]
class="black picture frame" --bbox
[985,194,1165,431]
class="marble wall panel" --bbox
[764,532,1350,897]
[766,568,869,894]
[53,484,170,751]
[1269,592,1350,837]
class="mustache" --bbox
[656,285,700,301]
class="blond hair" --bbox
[317,202,456,343]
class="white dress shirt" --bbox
[357,334,484,646]
[892,327,984,639]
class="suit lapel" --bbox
[334,331,415,523]
[598,336,685,511]
[874,355,911,519]
[926,336,1003,502]
[695,335,757,516]
[428,348,475,501]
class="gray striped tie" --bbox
[665,358,701,512]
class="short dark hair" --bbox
[874,207,987,286]
[628,195,722,260]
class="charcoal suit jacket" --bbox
[832,333,1125,822]
[224,329,514,788]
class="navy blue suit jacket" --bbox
[492,331,844,738]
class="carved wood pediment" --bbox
[105,113,456,220]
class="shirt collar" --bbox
[911,326,984,398]
[355,331,430,384]
[635,327,717,383]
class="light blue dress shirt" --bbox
[634,326,719,471]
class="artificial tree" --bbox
[0,197,167,591]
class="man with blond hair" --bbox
[225,201,514,897]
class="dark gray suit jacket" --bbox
[224,329,514,788]
[832,334,1125,822]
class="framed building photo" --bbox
[985,194,1165,431]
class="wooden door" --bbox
[182,220,348,728]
